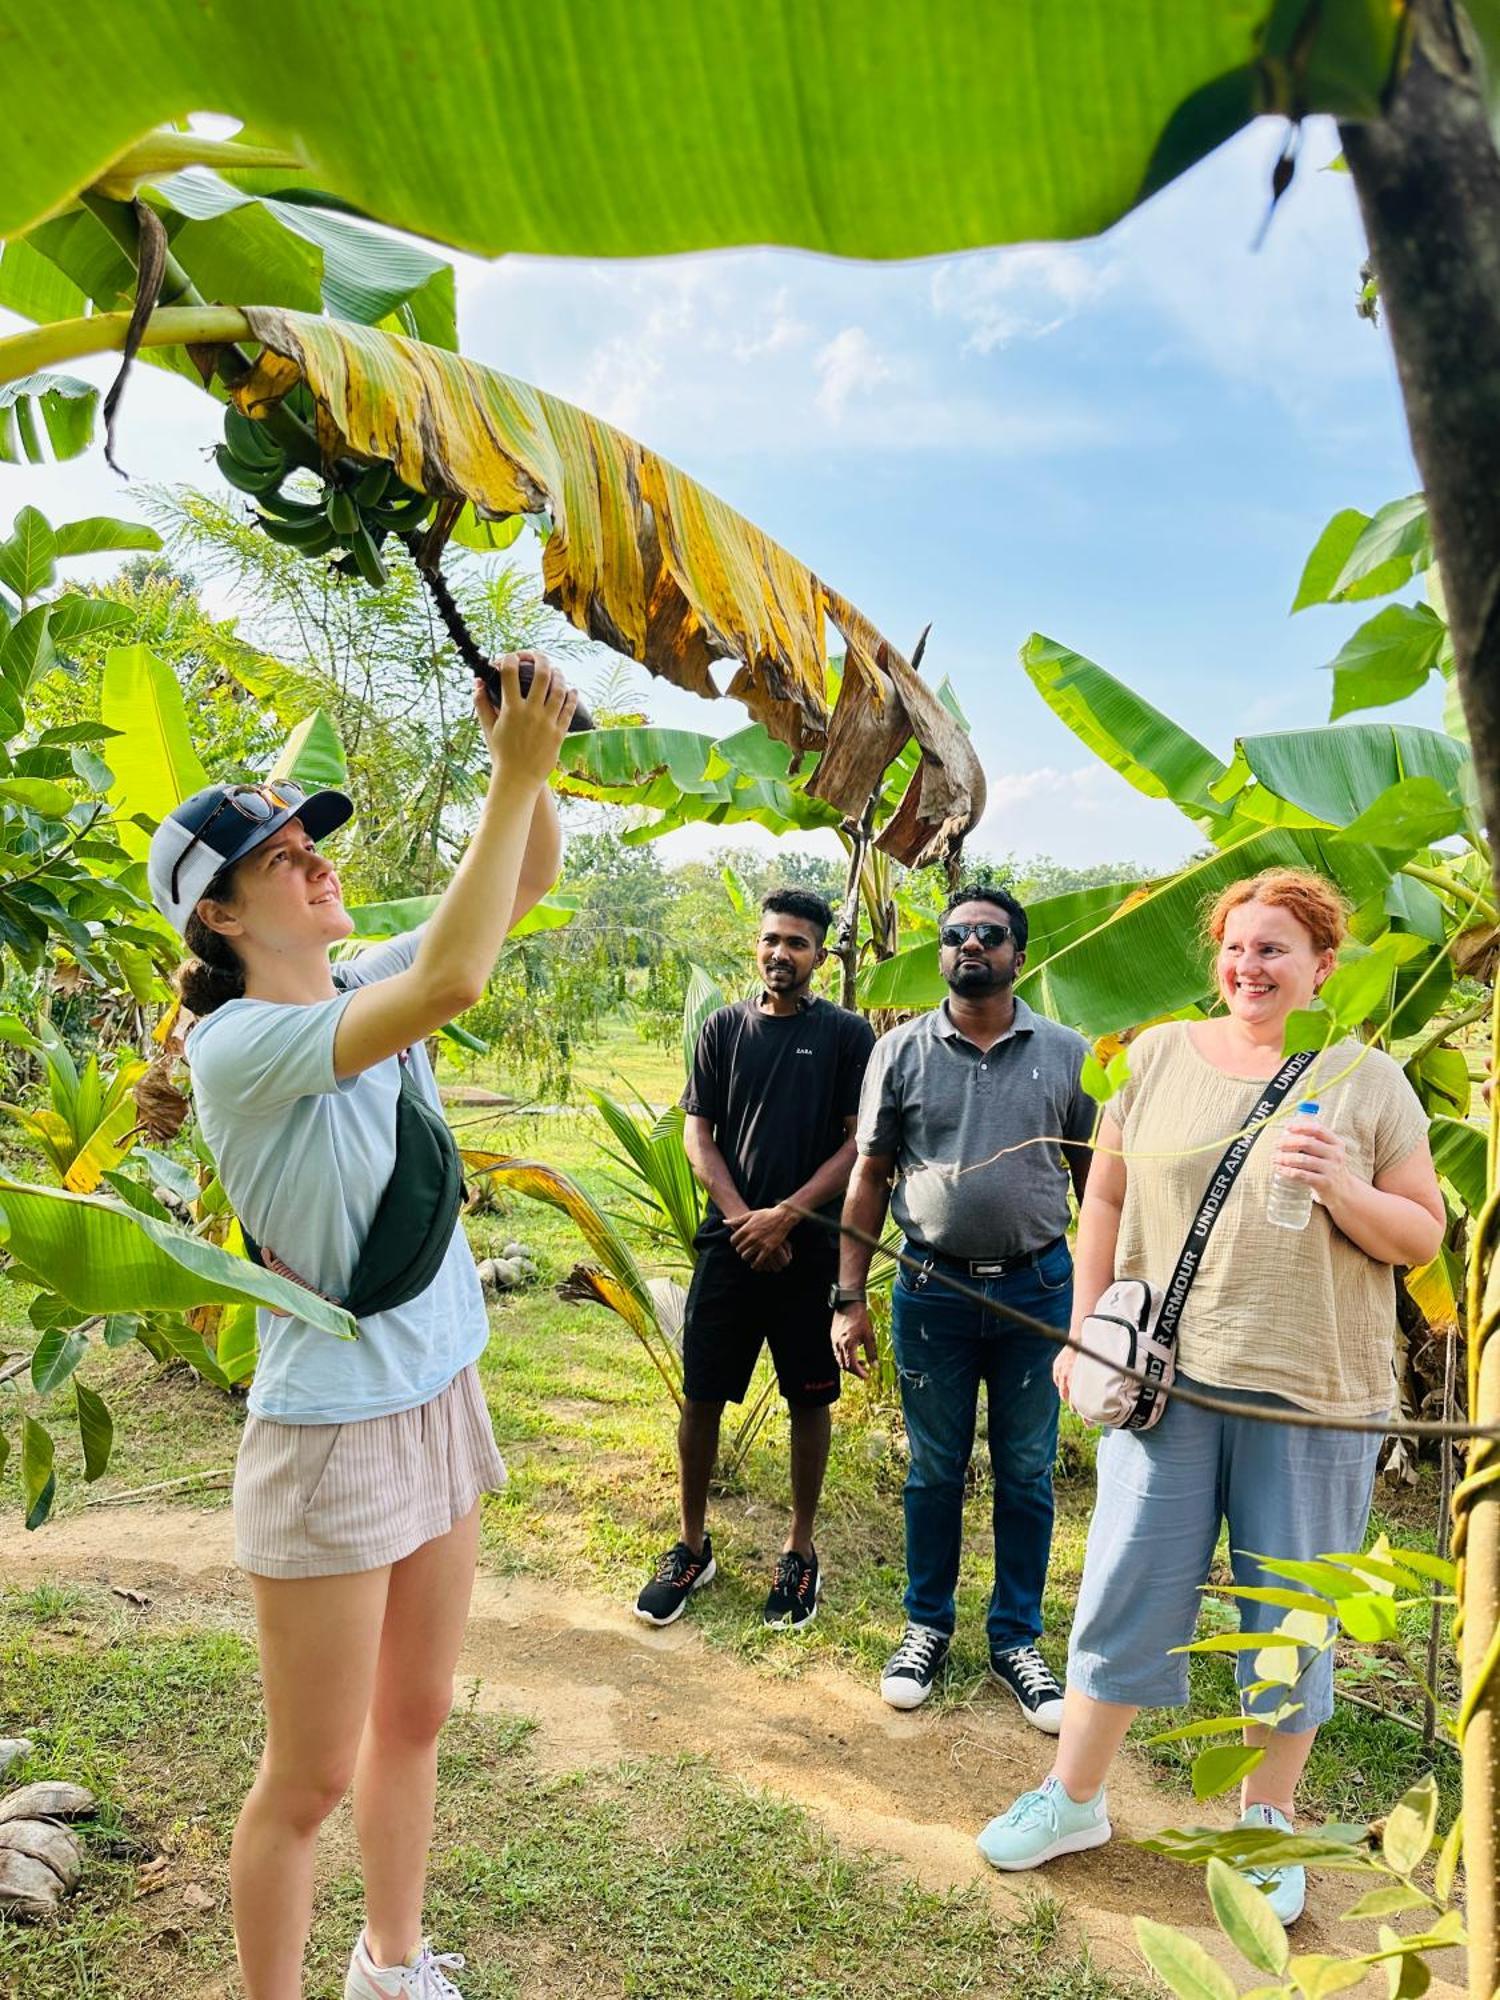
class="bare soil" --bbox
[7,1506,1467,1992]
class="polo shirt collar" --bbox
[933,995,1037,1042]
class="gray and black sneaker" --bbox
[762,1547,820,1628]
[635,1536,716,1626]
[879,1624,950,1709]
[990,1643,1065,1733]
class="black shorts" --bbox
[681,1239,840,1409]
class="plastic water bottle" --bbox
[1267,1099,1321,1231]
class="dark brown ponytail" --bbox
[179,907,246,1015]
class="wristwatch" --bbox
[829,1283,866,1309]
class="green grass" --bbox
[564,1016,686,1108]
[0,1594,1144,2000]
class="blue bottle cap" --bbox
[1296,1099,1320,1115]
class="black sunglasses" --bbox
[171,781,308,905]
[940,921,1014,950]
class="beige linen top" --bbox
[1111,1023,1431,1418]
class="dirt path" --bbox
[7,1506,1466,1990]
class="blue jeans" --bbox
[890,1239,1070,1649]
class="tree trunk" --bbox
[1341,10,1500,1990]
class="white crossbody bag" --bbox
[1069,1051,1315,1431]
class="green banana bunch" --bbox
[216,402,440,591]
[259,513,338,555]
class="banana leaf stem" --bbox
[1401,859,1498,925]
[0,307,251,386]
[1408,997,1496,1073]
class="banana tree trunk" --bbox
[1341,8,1500,1989]
[835,799,876,1011]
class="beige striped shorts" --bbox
[233,1363,507,1579]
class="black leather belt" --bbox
[904,1234,1066,1280]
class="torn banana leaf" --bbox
[233,309,985,865]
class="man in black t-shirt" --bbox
[635,888,875,1631]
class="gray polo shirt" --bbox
[855,995,1094,1260]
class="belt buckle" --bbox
[971,1258,1007,1277]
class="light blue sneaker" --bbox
[977,1775,1112,1871]
[1237,1803,1306,1924]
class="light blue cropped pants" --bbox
[1067,1375,1383,1730]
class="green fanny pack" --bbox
[243,1045,466,1322]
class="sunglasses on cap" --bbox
[939,921,1014,950]
[170,780,309,906]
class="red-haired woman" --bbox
[977,869,1444,1920]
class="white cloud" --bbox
[969,763,1199,871]
[813,326,893,419]
[460,253,1127,461]
[930,244,1118,354]
[731,287,813,361]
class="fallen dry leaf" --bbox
[134,1854,173,1898]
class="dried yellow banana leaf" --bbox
[234,309,985,864]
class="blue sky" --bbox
[4,117,1436,874]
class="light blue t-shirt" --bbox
[186,928,487,1424]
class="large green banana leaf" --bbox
[558,728,745,811]
[1020,635,1231,832]
[342,891,578,941]
[0,7,1401,257]
[0,1177,355,1338]
[271,708,348,791]
[558,723,844,844]
[1016,828,1392,1037]
[1230,722,1473,831]
[1,163,457,393]
[1429,1114,1488,1216]
[0,373,98,464]
[99,643,209,861]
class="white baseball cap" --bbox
[147,780,354,937]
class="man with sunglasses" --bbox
[833,885,1093,1721]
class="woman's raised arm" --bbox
[333,654,575,1080]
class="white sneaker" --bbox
[989,1644,1066,1734]
[879,1625,950,1709]
[977,1775,1112,1871]
[1237,1803,1307,1925]
[345,1931,467,1998]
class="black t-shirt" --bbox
[681,996,875,1255]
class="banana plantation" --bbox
[2,4,1500,1998]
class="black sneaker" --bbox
[635,1537,717,1626]
[762,1548,820,1628]
[990,1643,1065,1734]
[879,1624,950,1709]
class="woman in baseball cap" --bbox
[149,654,577,2000]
